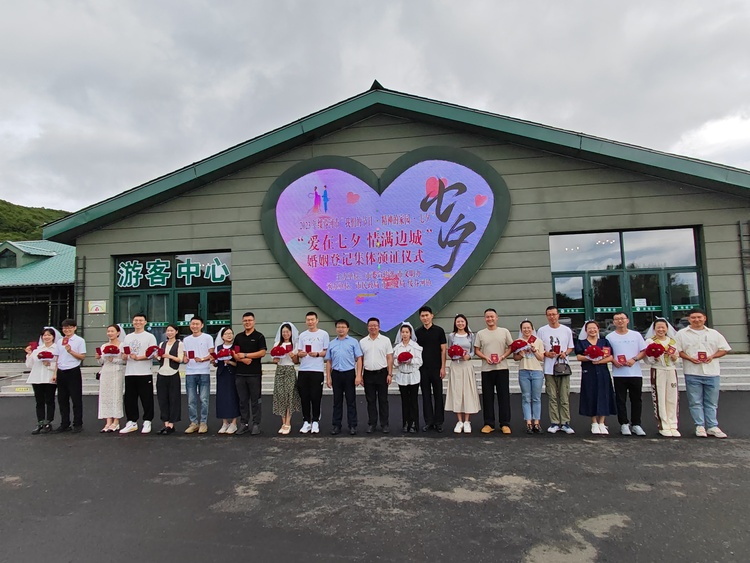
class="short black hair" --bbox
[484,308,496,315]
[242,312,255,319]
[545,306,558,314]
[133,313,148,322]
[335,319,350,328]
[419,306,433,314]
[367,317,380,325]
[305,311,318,319]
[61,318,77,327]
[688,308,706,316]
[190,315,204,324]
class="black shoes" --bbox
[366,424,376,434]
[422,424,432,432]
[72,426,83,433]
[330,426,341,435]
[435,424,443,433]
[408,424,417,434]
[158,426,175,435]
[250,424,261,436]
[382,425,390,434]
[236,424,250,435]
[54,425,71,433]
[31,424,43,435]
[402,425,409,433]
[349,427,358,435]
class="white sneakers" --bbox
[226,422,237,434]
[620,424,632,436]
[120,421,138,434]
[547,424,560,434]
[463,421,471,433]
[706,426,728,438]
[311,421,320,434]
[591,423,609,435]
[300,421,312,434]
[454,421,463,434]
[218,422,230,434]
[631,425,646,436]
[141,421,152,434]
[695,426,708,437]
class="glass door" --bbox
[629,272,663,334]
[554,276,585,339]
[590,274,623,337]
[668,271,702,330]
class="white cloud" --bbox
[670,111,750,170]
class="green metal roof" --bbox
[0,240,75,287]
[44,82,750,244]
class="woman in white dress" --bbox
[445,314,480,434]
[25,327,59,434]
[392,323,423,434]
[96,324,126,432]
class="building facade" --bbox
[44,85,750,352]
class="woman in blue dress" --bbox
[214,327,240,434]
[575,320,616,435]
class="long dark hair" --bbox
[279,323,293,344]
[452,314,472,335]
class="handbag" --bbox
[553,357,572,377]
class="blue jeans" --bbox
[186,374,210,424]
[684,374,720,428]
[518,369,543,421]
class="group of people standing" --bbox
[23,305,731,439]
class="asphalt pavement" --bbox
[1,392,749,562]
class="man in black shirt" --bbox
[414,306,447,432]
[232,312,267,435]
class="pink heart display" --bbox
[263,149,510,333]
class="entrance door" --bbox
[629,272,663,334]
[590,274,624,338]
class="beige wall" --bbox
[75,114,750,352]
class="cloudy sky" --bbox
[2,0,750,212]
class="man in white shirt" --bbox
[55,319,87,433]
[537,306,575,434]
[676,308,731,438]
[120,313,158,434]
[359,317,394,434]
[182,316,215,434]
[606,312,648,436]
[297,311,329,434]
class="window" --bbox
[0,250,17,269]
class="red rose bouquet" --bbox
[585,345,604,359]
[37,350,54,360]
[215,347,232,360]
[510,339,529,353]
[645,342,665,358]
[102,344,120,357]
[270,345,289,357]
[397,351,413,363]
[448,345,465,360]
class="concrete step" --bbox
[3,356,750,396]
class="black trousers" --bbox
[124,374,154,422]
[298,371,324,423]
[331,369,357,429]
[236,375,262,426]
[614,377,643,426]
[420,368,444,426]
[364,368,389,426]
[57,367,83,428]
[399,384,419,427]
[481,369,511,427]
[32,383,56,423]
[156,374,182,423]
